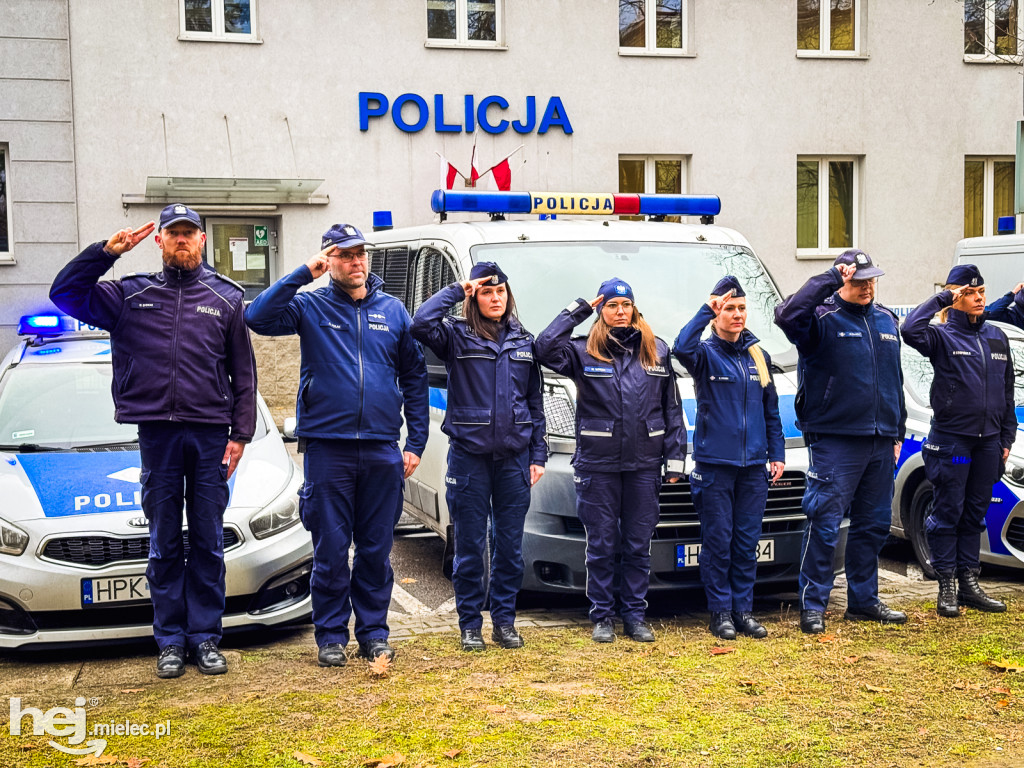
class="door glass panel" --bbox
[964,160,985,238]
[208,221,272,301]
[796,160,819,248]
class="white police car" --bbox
[0,316,312,648]
[892,318,1024,575]
[368,190,845,593]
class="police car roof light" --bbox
[18,314,75,336]
[431,189,721,218]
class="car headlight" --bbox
[0,517,29,556]
[249,490,301,540]
[1004,458,1024,488]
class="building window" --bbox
[0,147,10,261]
[618,155,686,221]
[618,0,690,55]
[964,157,1015,237]
[180,0,259,42]
[797,0,862,56]
[426,0,503,47]
[796,157,858,256]
[964,0,1021,60]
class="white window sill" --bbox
[177,34,263,44]
[796,248,854,260]
[963,54,1022,64]
[618,48,694,58]
[796,51,869,60]
[0,256,16,266]
[424,40,507,51]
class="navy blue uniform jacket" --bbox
[673,304,785,467]
[410,283,547,465]
[774,267,906,440]
[535,299,686,474]
[50,242,257,442]
[988,288,1024,330]
[901,292,1017,449]
[244,265,429,454]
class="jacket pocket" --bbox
[300,376,314,409]
[513,406,533,425]
[117,357,135,395]
[639,416,667,463]
[449,407,493,425]
[577,417,617,462]
[803,465,834,521]
[297,480,317,532]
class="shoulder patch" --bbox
[210,272,244,292]
[874,303,900,323]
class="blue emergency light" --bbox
[18,314,77,336]
[430,190,722,218]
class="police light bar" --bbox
[17,314,89,336]
[430,190,722,218]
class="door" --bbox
[205,218,276,301]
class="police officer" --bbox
[244,223,428,667]
[774,250,908,634]
[987,279,1024,329]
[901,265,1016,617]
[536,278,685,643]
[673,276,785,640]
[410,262,547,652]
[50,204,256,678]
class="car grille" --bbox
[1006,518,1024,552]
[564,471,807,539]
[41,528,242,567]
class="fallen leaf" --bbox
[124,760,151,768]
[399,578,417,584]
[738,680,755,687]
[444,749,463,759]
[293,753,323,766]
[368,654,392,676]
[363,754,405,768]
[666,651,680,657]
[120,688,145,694]
[709,647,736,656]
[816,634,836,644]
[917,728,928,735]
[988,659,1024,673]
[997,699,1010,708]
[992,687,1012,695]
[865,684,893,693]
[485,704,507,713]
[843,656,860,664]
[73,757,117,766]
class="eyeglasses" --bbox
[604,301,633,313]
[330,248,368,263]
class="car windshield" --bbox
[0,363,138,449]
[473,240,796,367]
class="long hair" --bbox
[938,283,959,323]
[463,283,518,341]
[586,305,659,368]
[707,315,771,389]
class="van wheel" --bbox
[442,524,455,580]
[906,481,938,580]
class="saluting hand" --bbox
[460,276,493,297]
[837,263,857,283]
[589,295,605,309]
[104,222,156,256]
[769,461,785,483]
[306,245,337,279]
[708,289,735,316]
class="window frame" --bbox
[796,0,866,59]
[178,0,261,44]
[425,0,505,49]
[795,155,861,259]
[617,154,689,220]
[617,0,694,57]
[963,0,1023,63]
[964,156,1016,237]
[0,146,12,265]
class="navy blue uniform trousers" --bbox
[574,469,661,623]
[922,430,1003,573]
[138,421,230,651]
[445,443,531,630]
[799,435,894,613]
[690,462,769,613]
[300,439,405,647]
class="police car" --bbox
[891,318,1024,576]
[0,315,312,649]
[368,190,845,594]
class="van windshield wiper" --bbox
[0,443,65,453]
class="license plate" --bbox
[676,539,775,569]
[82,574,151,606]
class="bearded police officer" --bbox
[774,250,908,634]
[50,204,257,678]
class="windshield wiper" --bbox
[73,439,140,449]
[0,443,65,453]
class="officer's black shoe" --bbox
[357,638,396,661]
[623,621,655,643]
[844,602,907,625]
[800,610,826,634]
[709,612,736,640]
[591,618,615,643]
[317,643,348,667]
[195,641,228,675]
[732,612,768,639]
[491,625,524,649]
[936,571,961,618]
[156,645,186,679]
[461,628,487,651]
[957,568,1007,612]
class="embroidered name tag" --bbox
[952,350,973,357]
[584,366,613,375]
[130,301,161,310]
[837,331,862,338]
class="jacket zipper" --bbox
[863,315,877,432]
[976,334,987,437]
[356,300,364,438]
[169,276,182,419]
[738,345,748,463]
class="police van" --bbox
[370,190,831,594]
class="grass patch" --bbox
[2,601,1024,767]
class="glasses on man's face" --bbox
[850,278,876,288]
[331,248,368,263]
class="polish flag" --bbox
[437,153,461,190]
[469,141,481,187]
[484,145,523,192]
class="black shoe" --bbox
[844,602,907,625]
[623,621,655,643]
[357,638,396,661]
[709,611,736,640]
[156,645,185,679]
[461,628,486,652]
[957,568,1007,613]
[194,640,227,675]
[591,618,615,643]
[317,643,348,667]
[732,612,768,639]
[491,625,524,649]
[800,610,826,634]
[936,571,960,618]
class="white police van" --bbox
[371,190,835,594]
[0,315,313,648]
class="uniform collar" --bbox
[708,328,759,353]
[833,293,872,316]
[330,272,384,304]
[162,261,204,285]
[947,307,986,332]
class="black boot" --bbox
[936,571,960,618]
[957,568,1006,613]
[709,612,736,640]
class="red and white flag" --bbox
[484,145,523,191]
[437,153,461,190]
[469,140,482,187]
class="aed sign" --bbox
[359,92,573,135]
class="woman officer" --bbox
[411,262,547,651]
[901,265,1016,617]
[673,276,785,640]
[536,278,685,643]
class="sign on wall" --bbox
[359,92,573,135]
